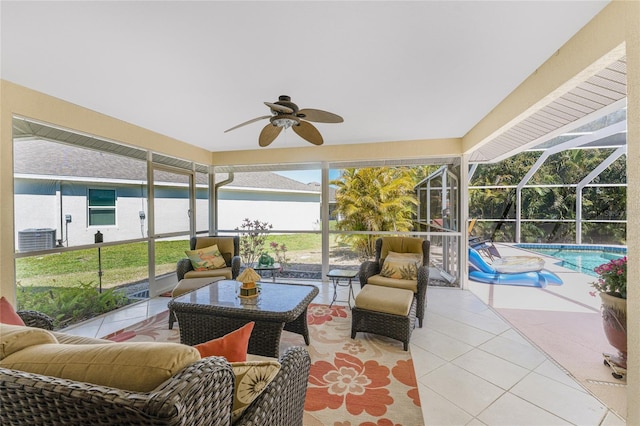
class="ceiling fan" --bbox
[224,95,344,147]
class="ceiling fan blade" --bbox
[297,109,343,123]
[293,121,324,146]
[259,124,283,147]
[224,115,271,133]
[264,102,294,114]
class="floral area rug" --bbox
[104,305,423,426]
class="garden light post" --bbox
[95,230,103,293]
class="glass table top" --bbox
[172,279,317,313]
[326,269,359,279]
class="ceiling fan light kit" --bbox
[225,95,343,147]
[271,115,300,129]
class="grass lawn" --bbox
[16,233,329,290]
[14,230,358,328]
[16,240,187,289]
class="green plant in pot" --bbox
[591,256,627,370]
[257,252,274,267]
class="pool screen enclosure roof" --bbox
[470,57,626,164]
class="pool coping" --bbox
[514,243,627,254]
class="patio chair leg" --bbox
[168,311,175,329]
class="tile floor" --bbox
[469,244,628,419]
[62,275,626,425]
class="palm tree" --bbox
[472,148,626,244]
[332,167,418,257]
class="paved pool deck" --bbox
[467,243,627,419]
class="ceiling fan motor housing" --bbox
[274,95,299,114]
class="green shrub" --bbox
[17,281,131,330]
[269,241,289,268]
[236,218,273,266]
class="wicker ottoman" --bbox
[351,284,417,350]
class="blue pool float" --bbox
[468,248,563,288]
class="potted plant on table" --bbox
[591,256,627,374]
[269,241,289,270]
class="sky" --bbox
[275,169,342,184]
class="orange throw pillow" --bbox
[194,322,254,362]
[0,297,26,326]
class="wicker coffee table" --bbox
[168,280,319,357]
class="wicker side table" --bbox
[326,269,359,308]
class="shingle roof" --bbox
[13,139,323,194]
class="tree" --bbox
[332,167,418,257]
[471,148,626,244]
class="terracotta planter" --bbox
[600,292,627,369]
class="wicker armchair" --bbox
[16,309,54,330]
[176,236,241,281]
[0,345,311,426]
[359,237,430,327]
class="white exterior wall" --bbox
[14,194,59,248]
[153,198,190,236]
[14,180,320,249]
[15,192,147,247]
[217,199,320,231]
[195,198,209,233]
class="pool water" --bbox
[515,244,626,277]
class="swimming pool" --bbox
[514,244,627,277]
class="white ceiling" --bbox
[1,1,609,153]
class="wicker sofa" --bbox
[1,312,311,426]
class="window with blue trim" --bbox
[88,189,116,226]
